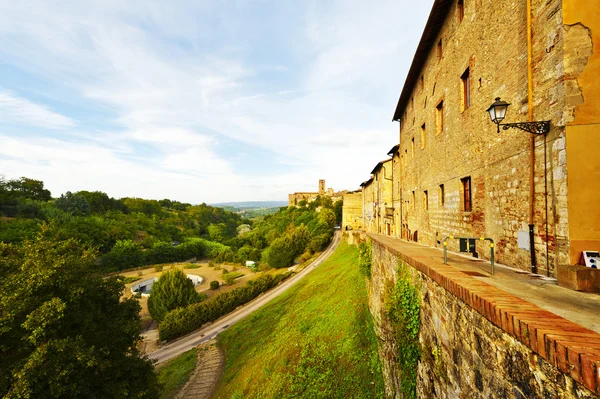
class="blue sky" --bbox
[0,0,433,203]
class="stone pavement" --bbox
[369,233,600,334]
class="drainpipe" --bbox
[527,0,537,274]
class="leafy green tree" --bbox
[267,225,311,268]
[103,239,144,271]
[76,191,128,214]
[55,191,91,216]
[121,198,162,216]
[0,225,159,398]
[318,208,337,229]
[6,177,52,202]
[333,199,343,224]
[147,269,202,322]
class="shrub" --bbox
[159,272,294,341]
[208,261,215,267]
[148,269,202,322]
[223,272,244,286]
[154,265,164,272]
[210,280,220,290]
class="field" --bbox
[213,242,385,398]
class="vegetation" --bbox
[0,225,159,398]
[214,242,385,398]
[159,273,293,342]
[223,272,244,285]
[386,260,421,399]
[358,240,372,278]
[156,348,198,399]
[210,280,220,290]
[0,176,247,272]
[121,276,141,284]
[147,269,205,322]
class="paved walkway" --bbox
[369,233,600,334]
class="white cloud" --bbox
[0,0,434,202]
[0,90,75,129]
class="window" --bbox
[439,184,445,207]
[437,39,443,60]
[457,0,464,22]
[404,149,408,166]
[461,177,472,212]
[421,124,426,149]
[424,190,429,210]
[461,68,471,110]
[420,75,425,91]
[411,137,415,158]
[412,191,416,210]
[436,101,444,135]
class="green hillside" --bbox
[214,242,385,398]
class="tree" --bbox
[55,191,91,216]
[333,199,343,225]
[6,177,52,202]
[0,225,159,398]
[147,269,202,322]
[318,208,337,229]
[76,191,128,214]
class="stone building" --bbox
[341,191,363,231]
[287,179,347,207]
[359,159,395,236]
[385,0,600,276]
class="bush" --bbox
[223,272,244,286]
[154,265,164,272]
[210,280,220,290]
[148,269,202,322]
[159,272,294,341]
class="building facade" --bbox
[288,179,346,207]
[387,0,599,275]
[341,191,363,231]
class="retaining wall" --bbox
[365,234,599,398]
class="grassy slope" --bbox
[214,242,385,399]
[156,347,198,399]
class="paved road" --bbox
[149,231,341,364]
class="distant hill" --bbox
[211,201,287,210]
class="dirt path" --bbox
[174,339,224,399]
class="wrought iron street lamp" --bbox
[486,97,550,134]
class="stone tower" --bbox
[318,179,326,195]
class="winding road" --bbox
[149,231,341,364]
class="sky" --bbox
[0,0,433,204]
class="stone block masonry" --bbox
[365,233,600,398]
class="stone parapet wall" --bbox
[367,234,599,398]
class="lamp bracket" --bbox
[500,121,550,135]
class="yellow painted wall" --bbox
[563,0,600,264]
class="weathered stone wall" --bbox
[368,238,599,399]
[344,230,367,246]
[342,192,363,231]
[395,0,569,275]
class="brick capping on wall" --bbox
[367,233,600,395]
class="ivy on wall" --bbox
[358,240,372,279]
[386,259,421,399]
